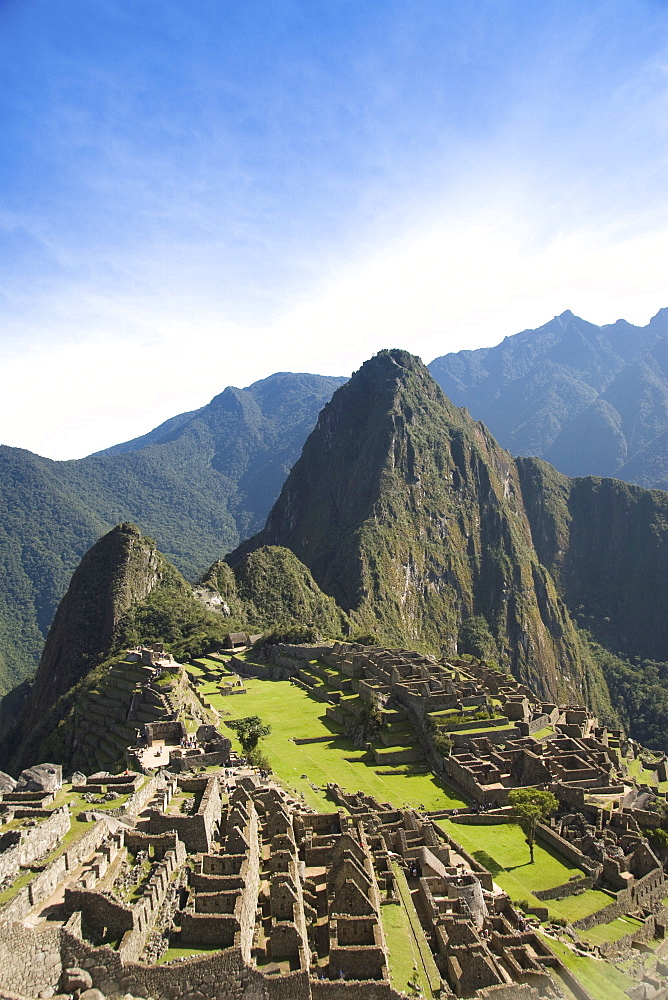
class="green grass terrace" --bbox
[195,671,465,813]
[437,819,616,923]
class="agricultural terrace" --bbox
[625,753,668,793]
[194,669,465,812]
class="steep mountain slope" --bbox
[517,459,668,662]
[429,308,668,486]
[202,547,349,637]
[229,350,607,712]
[2,526,348,771]
[4,523,190,771]
[517,459,668,748]
[0,372,344,699]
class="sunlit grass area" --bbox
[438,820,614,921]
[544,934,638,1000]
[199,675,465,812]
[579,915,643,946]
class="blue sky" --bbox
[1,0,668,458]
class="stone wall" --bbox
[597,911,661,956]
[61,922,250,1000]
[0,816,118,924]
[0,806,70,881]
[148,774,220,852]
[64,840,185,964]
[534,823,600,875]
[179,912,238,946]
[431,823,493,891]
[168,749,229,772]
[0,921,62,996]
[230,656,294,681]
[452,727,521,749]
[311,980,406,1000]
[108,771,166,819]
[533,876,596,901]
[124,830,180,859]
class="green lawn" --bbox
[385,862,441,998]
[625,756,668,792]
[200,676,465,812]
[438,820,614,921]
[382,902,433,996]
[579,915,643,946]
[544,935,638,1000]
[156,945,222,965]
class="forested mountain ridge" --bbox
[428,307,668,487]
[0,372,345,700]
[229,350,668,747]
[3,523,348,772]
[229,349,611,715]
[6,349,668,754]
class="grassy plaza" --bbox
[199,673,466,812]
[438,819,615,922]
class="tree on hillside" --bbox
[508,787,558,863]
[227,715,271,756]
[458,615,495,660]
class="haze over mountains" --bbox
[429,308,668,487]
[3,309,668,752]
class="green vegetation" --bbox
[508,787,559,863]
[228,547,349,636]
[432,732,453,756]
[458,615,496,659]
[381,902,433,996]
[543,934,637,1000]
[0,373,344,700]
[584,633,668,751]
[156,945,222,965]
[384,861,441,997]
[230,349,606,710]
[226,715,271,756]
[438,820,613,922]
[579,915,643,946]
[201,674,464,811]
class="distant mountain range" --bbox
[429,308,668,487]
[3,307,668,723]
[0,373,344,699]
[7,349,668,771]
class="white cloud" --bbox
[2,194,667,460]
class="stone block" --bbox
[61,967,93,992]
[17,763,62,793]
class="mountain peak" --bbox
[228,351,597,707]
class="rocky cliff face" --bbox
[229,350,605,709]
[517,458,668,661]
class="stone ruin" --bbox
[0,759,638,1000]
[0,639,667,999]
